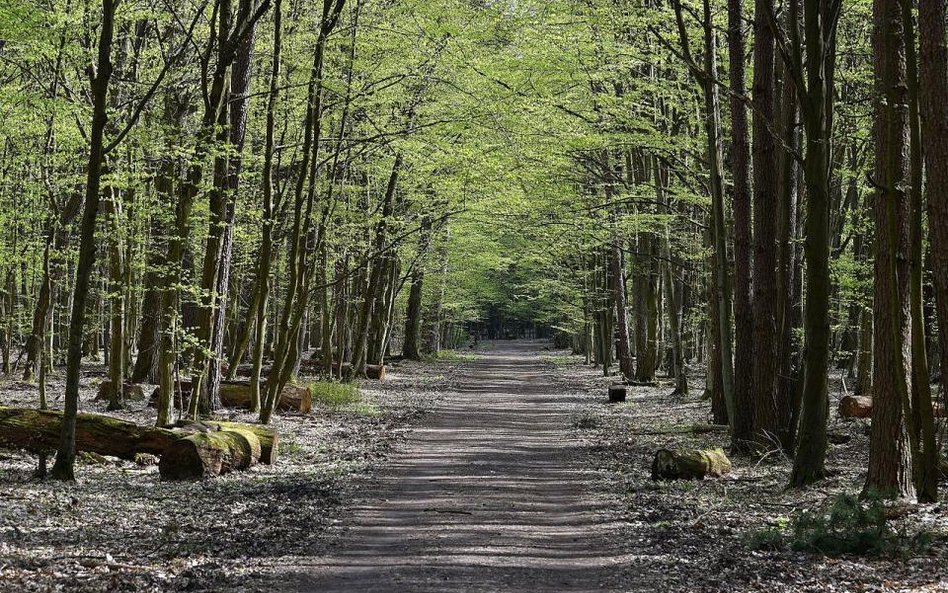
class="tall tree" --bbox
[51,0,119,480]
[865,0,913,499]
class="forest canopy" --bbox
[0,0,946,509]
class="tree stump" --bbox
[608,384,627,403]
[651,448,732,480]
[838,395,873,418]
[94,381,146,402]
[366,364,385,381]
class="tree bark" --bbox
[728,0,755,450]
[918,0,948,438]
[50,0,117,480]
[864,0,914,499]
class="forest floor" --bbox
[2,342,948,591]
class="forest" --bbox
[1,0,948,590]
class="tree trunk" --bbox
[918,0,948,440]
[864,0,914,499]
[751,0,782,451]
[903,2,937,502]
[728,0,755,450]
[51,0,117,481]
[789,0,839,488]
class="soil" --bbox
[270,340,630,592]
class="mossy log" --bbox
[651,447,732,480]
[838,395,946,419]
[198,421,279,464]
[0,408,279,480]
[158,429,261,481]
[0,406,177,460]
[149,380,312,414]
[94,381,145,402]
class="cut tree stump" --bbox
[149,380,312,414]
[366,364,385,381]
[838,395,946,419]
[608,384,627,403]
[94,381,145,402]
[651,448,732,480]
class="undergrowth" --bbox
[746,493,934,557]
[311,381,360,409]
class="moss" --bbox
[651,447,732,480]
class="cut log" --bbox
[219,381,312,413]
[838,395,946,419]
[0,407,278,480]
[94,381,145,402]
[149,380,312,414]
[199,421,279,464]
[651,448,732,480]
[223,364,272,378]
[366,364,385,381]
[158,429,261,481]
[0,406,178,460]
[608,384,627,403]
[838,395,873,419]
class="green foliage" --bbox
[311,382,361,410]
[428,350,476,362]
[746,494,933,557]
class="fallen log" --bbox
[159,429,261,481]
[0,406,177,460]
[220,381,312,413]
[94,381,145,403]
[651,448,732,481]
[301,360,384,381]
[838,395,873,419]
[197,421,279,464]
[149,380,312,414]
[838,395,946,419]
[0,407,279,480]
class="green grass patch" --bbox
[428,350,476,362]
[311,381,360,409]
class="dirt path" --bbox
[277,342,630,592]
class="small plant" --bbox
[279,440,302,457]
[745,493,933,557]
[311,381,360,409]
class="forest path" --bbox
[276,341,631,592]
